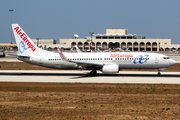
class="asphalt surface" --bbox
[0,70,180,84]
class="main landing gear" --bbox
[89,69,97,76]
[158,70,161,76]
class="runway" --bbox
[0,70,180,84]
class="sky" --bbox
[1,0,180,44]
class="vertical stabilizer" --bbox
[12,24,45,55]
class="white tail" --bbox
[12,24,47,55]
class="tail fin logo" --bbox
[19,41,28,54]
[14,26,36,52]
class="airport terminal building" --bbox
[1,28,180,52]
[59,29,180,52]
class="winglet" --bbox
[58,48,67,60]
[75,45,82,53]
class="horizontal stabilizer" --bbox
[17,54,30,58]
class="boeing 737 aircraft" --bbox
[12,24,176,75]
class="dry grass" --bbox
[0,83,180,119]
[0,62,180,119]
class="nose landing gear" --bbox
[158,71,161,76]
[157,68,166,76]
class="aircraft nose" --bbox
[170,59,176,65]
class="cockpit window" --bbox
[163,57,170,59]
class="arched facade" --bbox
[172,47,176,51]
[133,42,138,51]
[152,42,157,51]
[96,42,101,48]
[127,42,132,51]
[165,47,170,51]
[140,42,145,51]
[71,42,76,49]
[114,42,120,48]
[109,42,114,48]
[84,42,89,50]
[121,42,126,48]
[66,41,162,51]
[146,42,151,51]
[102,42,107,48]
[78,42,83,50]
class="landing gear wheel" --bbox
[89,69,97,76]
[158,71,161,76]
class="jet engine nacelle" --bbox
[102,64,119,73]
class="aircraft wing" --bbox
[7,53,30,58]
[68,60,103,69]
[58,48,103,69]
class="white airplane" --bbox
[12,24,176,75]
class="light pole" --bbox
[36,37,40,47]
[89,31,94,52]
[9,9,13,50]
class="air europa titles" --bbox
[110,54,133,58]
[14,27,36,52]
